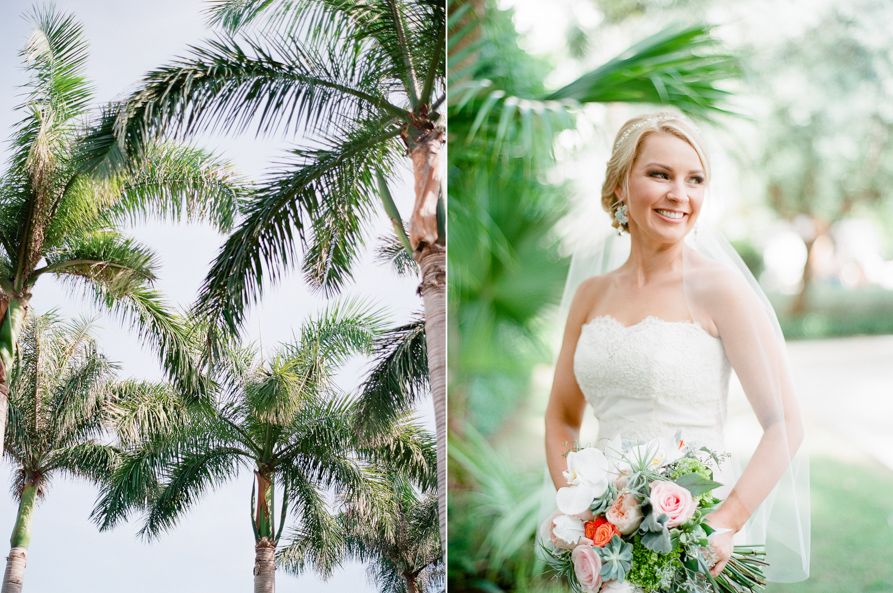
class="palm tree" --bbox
[1,312,120,593]
[288,472,441,593]
[92,301,435,593]
[0,6,252,459]
[82,0,448,539]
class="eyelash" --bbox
[648,171,704,184]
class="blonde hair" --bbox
[601,112,710,232]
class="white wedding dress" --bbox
[573,315,731,451]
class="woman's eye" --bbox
[648,171,669,179]
[689,176,705,184]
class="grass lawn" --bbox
[767,454,893,593]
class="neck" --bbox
[623,233,685,286]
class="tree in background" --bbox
[0,6,251,461]
[83,0,448,542]
[283,447,441,593]
[92,302,435,593]
[1,313,140,593]
[744,1,893,313]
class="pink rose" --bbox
[649,481,696,528]
[571,544,603,593]
[605,491,643,535]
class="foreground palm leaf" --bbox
[0,7,253,461]
[448,4,739,154]
[92,301,435,593]
[87,0,448,542]
[1,312,137,593]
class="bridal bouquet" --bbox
[543,435,767,593]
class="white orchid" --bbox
[556,448,610,515]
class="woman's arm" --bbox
[545,279,598,490]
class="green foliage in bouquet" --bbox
[627,535,679,591]
[596,535,633,581]
[667,456,724,505]
[638,502,673,554]
[590,482,618,515]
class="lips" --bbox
[654,209,686,220]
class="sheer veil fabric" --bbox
[540,219,810,583]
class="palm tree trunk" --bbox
[409,125,447,545]
[404,573,420,593]
[0,299,28,461]
[2,476,38,593]
[417,244,446,542]
[253,537,276,593]
[1,551,25,593]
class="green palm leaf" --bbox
[194,120,402,350]
[355,316,428,438]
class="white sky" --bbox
[0,1,431,591]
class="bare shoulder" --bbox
[683,248,762,329]
[567,274,612,324]
[683,249,749,301]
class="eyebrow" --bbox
[644,162,705,175]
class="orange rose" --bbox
[584,516,618,547]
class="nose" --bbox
[666,178,688,203]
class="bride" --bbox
[544,112,809,583]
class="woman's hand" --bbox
[704,493,748,576]
[704,521,734,576]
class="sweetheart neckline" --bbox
[582,314,720,341]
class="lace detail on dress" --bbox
[573,315,731,449]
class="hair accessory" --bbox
[613,202,628,234]
[613,117,663,152]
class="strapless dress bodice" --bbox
[573,315,731,449]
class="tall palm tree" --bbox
[291,472,442,593]
[92,301,435,593]
[0,6,252,459]
[2,313,120,593]
[82,0,448,539]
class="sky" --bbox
[0,1,431,591]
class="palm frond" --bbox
[7,5,93,174]
[450,22,739,158]
[90,437,169,531]
[79,285,211,402]
[49,442,120,484]
[139,441,247,540]
[206,0,445,103]
[94,141,250,232]
[194,120,402,350]
[33,230,158,294]
[448,427,543,575]
[107,380,189,445]
[277,472,345,578]
[375,232,418,277]
[546,23,741,119]
[355,315,428,438]
[110,32,404,158]
[289,296,384,367]
[5,312,119,506]
[358,417,436,492]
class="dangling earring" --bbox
[614,202,628,235]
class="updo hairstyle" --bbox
[601,112,710,232]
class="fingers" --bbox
[709,556,729,577]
